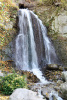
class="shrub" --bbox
[0,73,27,95]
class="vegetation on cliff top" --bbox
[0,0,18,49]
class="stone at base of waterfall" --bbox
[22,71,39,83]
[46,64,59,70]
[9,88,45,100]
[41,84,55,99]
[0,70,4,77]
[61,71,67,82]
[60,82,67,99]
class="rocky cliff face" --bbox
[27,2,67,67]
[0,0,18,66]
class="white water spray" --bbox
[49,91,63,100]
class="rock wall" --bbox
[0,0,18,67]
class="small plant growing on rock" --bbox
[0,73,27,95]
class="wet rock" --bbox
[28,81,64,100]
[22,71,39,83]
[54,86,60,92]
[46,64,64,71]
[46,64,59,70]
[28,83,55,99]
[41,84,55,99]
[9,88,45,100]
[53,80,64,94]
[61,71,67,82]
[45,70,62,82]
[54,80,63,91]
[60,82,67,100]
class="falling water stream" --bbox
[49,91,63,100]
[15,9,57,83]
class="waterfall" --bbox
[49,91,63,100]
[15,9,57,83]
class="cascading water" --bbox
[49,91,63,100]
[15,9,57,83]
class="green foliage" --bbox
[0,73,27,95]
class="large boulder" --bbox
[61,71,67,82]
[46,64,59,70]
[60,82,67,100]
[9,88,45,100]
[52,11,67,34]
